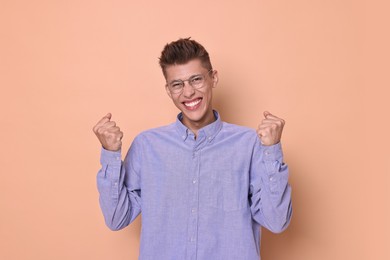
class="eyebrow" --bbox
[170,79,183,83]
[169,73,202,83]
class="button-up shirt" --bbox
[97,111,292,260]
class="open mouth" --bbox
[183,98,202,110]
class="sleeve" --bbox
[249,136,292,233]
[96,138,142,231]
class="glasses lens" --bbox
[190,75,205,88]
[169,81,184,93]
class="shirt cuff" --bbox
[261,142,283,162]
[100,147,122,165]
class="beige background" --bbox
[1,0,388,259]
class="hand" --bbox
[257,111,285,146]
[93,113,123,151]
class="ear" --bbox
[211,70,219,88]
[165,85,173,99]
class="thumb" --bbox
[105,113,112,120]
[263,111,271,118]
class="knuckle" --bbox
[103,129,111,137]
[97,127,104,135]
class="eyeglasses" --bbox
[166,69,213,94]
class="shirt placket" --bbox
[186,133,205,260]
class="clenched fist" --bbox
[93,113,123,151]
[257,111,285,146]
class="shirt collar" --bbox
[175,110,223,142]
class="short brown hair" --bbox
[159,38,212,78]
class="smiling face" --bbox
[165,59,218,132]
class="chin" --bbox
[183,111,205,122]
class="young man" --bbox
[93,38,292,260]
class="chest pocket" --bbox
[201,167,249,212]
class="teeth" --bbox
[184,99,201,107]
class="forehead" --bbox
[165,59,207,82]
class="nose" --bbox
[182,81,195,98]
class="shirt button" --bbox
[191,208,196,213]
[192,179,197,184]
[116,156,120,160]
[190,237,196,242]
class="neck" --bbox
[182,110,216,138]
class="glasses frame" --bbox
[166,69,213,94]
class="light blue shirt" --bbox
[97,111,292,260]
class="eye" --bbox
[190,76,203,85]
[170,81,183,89]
